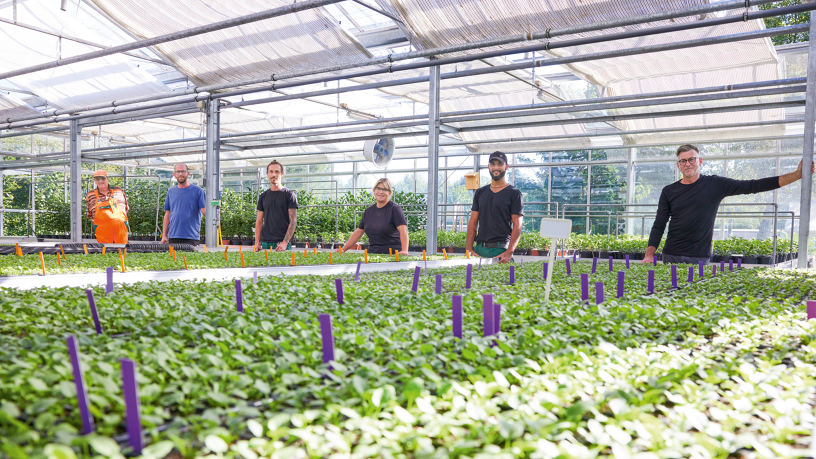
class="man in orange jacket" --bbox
[85,170,130,243]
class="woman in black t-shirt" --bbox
[340,178,409,255]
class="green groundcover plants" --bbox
[1,260,815,459]
[0,251,457,277]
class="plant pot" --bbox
[579,251,593,259]
[757,256,773,265]
[222,239,230,246]
[513,249,528,255]
[742,256,758,264]
[230,239,241,246]
[242,240,254,246]
[629,252,645,260]
[409,246,423,252]
[530,249,539,256]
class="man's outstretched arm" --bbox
[779,159,815,187]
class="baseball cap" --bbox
[488,151,508,164]
[92,169,108,177]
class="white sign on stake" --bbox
[541,218,572,303]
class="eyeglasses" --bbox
[677,157,700,166]
[374,187,391,192]
[174,170,188,174]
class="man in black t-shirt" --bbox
[466,151,524,264]
[644,144,814,265]
[254,160,298,252]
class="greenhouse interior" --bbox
[2,0,816,458]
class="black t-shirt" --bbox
[471,184,524,244]
[358,201,407,253]
[648,175,780,258]
[256,187,298,243]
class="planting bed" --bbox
[0,251,454,277]
[1,260,815,459]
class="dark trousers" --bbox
[169,238,199,246]
[663,253,709,265]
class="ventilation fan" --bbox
[363,138,395,168]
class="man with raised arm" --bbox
[160,163,206,246]
[466,151,524,264]
[254,160,298,252]
[643,144,814,265]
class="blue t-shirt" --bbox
[164,185,206,239]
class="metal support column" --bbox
[69,120,82,242]
[123,165,128,191]
[352,161,359,197]
[799,17,816,267]
[626,147,636,235]
[473,154,480,173]
[427,62,441,254]
[30,169,35,235]
[204,100,221,248]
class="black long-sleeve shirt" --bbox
[648,175,780,258]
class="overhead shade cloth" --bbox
[0,93,40,122]
[90,0,373,86]
[367,0,784,146]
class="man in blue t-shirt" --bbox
[160,163,206,246]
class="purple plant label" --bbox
[595,282,604,305]
[253,272,258,284]
[235,279,244,313]
[608,256,613,272]
[66,336,93,435]
[592,257,597,274]
[319,314,335,363]
[543,262,548,280]
[712,266,717,277]
[412,266,421,292]
[573,252,577,263]
[86,289,102,335]
[509,266,515,285]
[478,258,482,271]
[482,294,494,337]
[625,254,630,269]
[671,265,678,288]
[354,261,361,282]
[494,303,501,334]
[452,296,463,339]
[520,259,523,267]
[698,260,704,279]
[566,259,571,275]
[808,301,816,320]
[617,271,624,298]
[435,274,442,295]
[335,278,344,304]
[466,264,472,289]
[729,259,734,272]
[720,260,725,273]
[688,266,694,283]
[581,273,589,302]
[106,267,113,294]
[738,258,742,269]
[653,257,657,267]
[648,270,655,294]
[121,359,143,455]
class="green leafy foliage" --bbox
[1,259,815,458]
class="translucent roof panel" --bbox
[0,0,171,109]
[90,0,373,86]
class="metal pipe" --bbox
[798,18,816,267]
[427,63,441,253]
[222,23,811,113]
[69,120,81,242]
[221,84,805,147]
[0,0,347,82]
[154,175,162,242]
[2,7,809,128]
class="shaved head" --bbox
[174,163,189,172]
